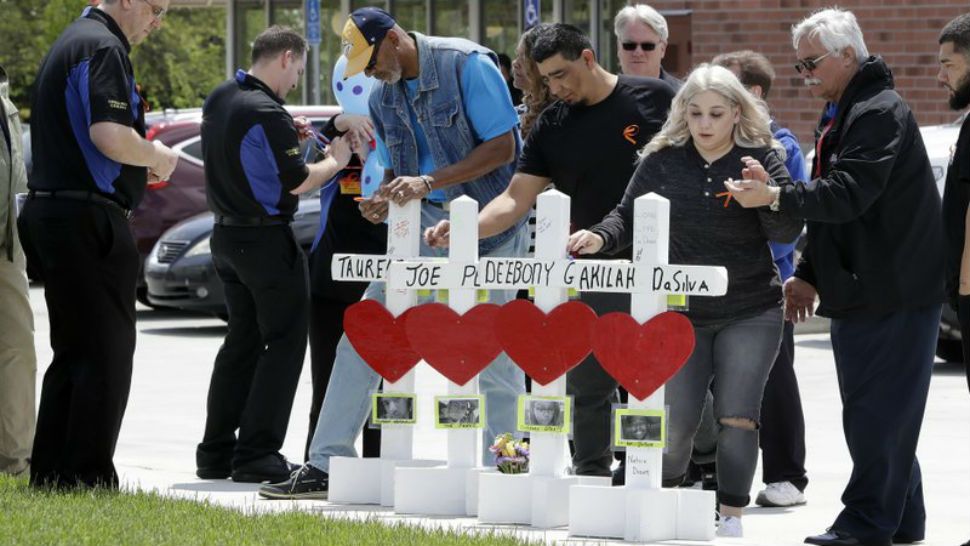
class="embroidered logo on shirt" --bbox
[285,147,300,157]
[107,99,128,110]
[623,124,640,145]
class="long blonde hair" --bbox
[640,63,784,160]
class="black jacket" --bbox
[781,56,944,318]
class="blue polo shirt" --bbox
[201,70,309,218]
[28,7,147,208]
[376,52,518,201]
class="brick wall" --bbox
[650,0,968,147]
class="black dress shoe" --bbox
[196,466,231,480]
[804,529,890,546]
[231,454,300,484]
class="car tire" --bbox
[136,286,160,309]
[936,337,964,363]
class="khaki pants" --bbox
[0,239,36,476]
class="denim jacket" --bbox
[368,32,524,256]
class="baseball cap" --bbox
[341,7,396,79]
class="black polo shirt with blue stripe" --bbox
[29,6,146,209]
[201,70,309,219]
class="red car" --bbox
[134,105,341,305]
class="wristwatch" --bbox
[419,175,435,193]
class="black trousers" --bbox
[305,291,380,461]
[957,295,970,392]
[567,292,628,476]
[829,304,940,544]
[197,224,308,469]
[759,320,808,489]
[18,198,138,489]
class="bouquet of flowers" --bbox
[489,433,529,474]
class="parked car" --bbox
[144,195,322,318]
[134,105,341,306]
[804,115,962,362]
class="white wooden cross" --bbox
[326,200,443,507]
[387,191,726,539]
[473,190,611,528]
[567,193,721,542]
[389,195,492,517]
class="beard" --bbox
[948,71,970,110]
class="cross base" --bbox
[478,473,611,528]
[328,457,445,506]
[568,485,715,542]
[393,466,489,516]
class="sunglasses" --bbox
[365,34,388,71]
[138,0,166,20]
[794,51,833,74]
[621,41,658,52]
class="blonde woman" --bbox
[568,64,802,538]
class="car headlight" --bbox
[184,235,211,258]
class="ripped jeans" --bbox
[661,306,783,508]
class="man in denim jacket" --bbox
[260,7,528,499]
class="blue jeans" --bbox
[309,205,529,471]
[661,306,784,508]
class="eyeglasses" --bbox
[139,0,166,20]
[621,41,658,52]
[365,34,386,72]
[794,51,833,74]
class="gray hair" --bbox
[792,7,869,62]
[614,4,668,42]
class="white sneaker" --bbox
[716,515,743,538]
[755,481,806,507]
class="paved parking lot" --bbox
[26,285,970,545]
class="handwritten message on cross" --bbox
[388,192,727,538]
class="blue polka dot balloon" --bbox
[332,55,384,198]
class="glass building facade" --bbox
[216,0,691,105]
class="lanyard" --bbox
[814,117,836,178]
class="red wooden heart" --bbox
[495,300,597,386]
[405,303,503,386]
[343,300,420,383]
[592,311,695,400]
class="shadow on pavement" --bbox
[140,325,227,338]
[308,504,394,514]
[932,361,968,377]
[170,481,260,493]
[136,307,205,321]
[795,338,833,350]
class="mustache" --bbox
[804,78,822,86]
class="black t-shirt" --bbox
[201,70,309,219]
[942,114,970,304]
[29,7,146,209]
[516,75,674,258]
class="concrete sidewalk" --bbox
[27,287,970,545]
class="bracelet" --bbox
[768,186,782,212]
[420,175,434,193]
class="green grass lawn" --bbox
[0,474,535,545]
